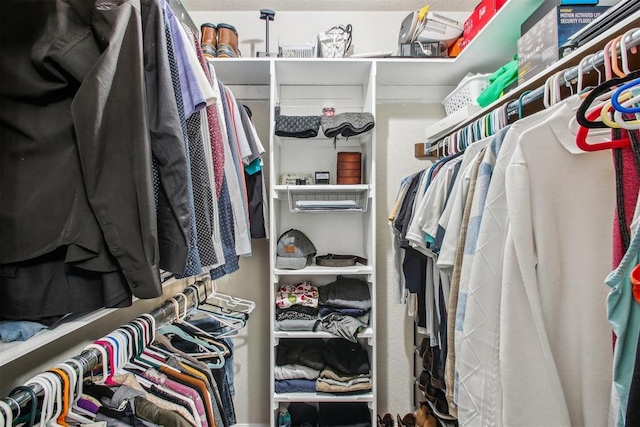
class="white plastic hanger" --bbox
[54,362,94,424]
[41,372,64,427]
[577,53,596,94]
[0,400,13,427]
[619,28,639,75]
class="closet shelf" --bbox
[275,136,368,149]
[0,308,118,367]
[274,264,373,276]
[376,0,545,87]
[209,58,271,86]
[273,327,374,340]
[273,391,375,403]
[206,0,545,89]
[274,59,373,86]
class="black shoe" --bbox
[427,389,457,421]
[417,370,438,403]
[430,346,445,389]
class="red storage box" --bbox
[460,0,508,50]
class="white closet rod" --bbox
[425,27,640,155]
[1,278,212,418]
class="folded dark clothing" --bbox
[276,339,326,370]
[319,276,371,310]
[318,402,371,426]
[323,339,370,376]
[289,402,318,427]
[275,379,317,394]
[276,305,319,321]
[318,305,368,318]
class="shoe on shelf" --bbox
[422,343,433,370]
[416,404,430,427]
[423,389,457,422]
[417,370,438,403]
[200,23,217,58]
[216,23,240,58]
[379,413,394,427]
[430,346,445,389]
[397,413,417,427]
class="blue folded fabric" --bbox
[275,379,317,394]
[0,320,47,342]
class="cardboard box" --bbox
[520,0,608,36]
[517,5,608,83]
[460,0,508,50]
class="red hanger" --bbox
[575,105,630,151]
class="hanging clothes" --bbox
[393,93,620,426]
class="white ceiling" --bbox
[183,0,477,12]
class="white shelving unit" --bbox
[268,58,377,424]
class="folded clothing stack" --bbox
[275,282,320,332]
[274,339,372,395]
[275,277,371,343]
[316,339,372,393]
[321,113,375,140]
[316,276,371,342]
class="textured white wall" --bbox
[375,104,442,417]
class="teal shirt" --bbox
[606,226,640,427]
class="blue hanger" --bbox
[612,78,640,114]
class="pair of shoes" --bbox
[417,370,438,403]
[377,413,394,427]
[200,23,241,58]
[397,413,416,427]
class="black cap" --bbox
[201,23,217,30]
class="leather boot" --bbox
[200,23,217,58]
[217,23,240,58]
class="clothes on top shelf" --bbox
[275,339,372,394]
[274,278,371,342]
[391,93,640,426]
[0,0,267,330]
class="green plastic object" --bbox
[477,54,519,107]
